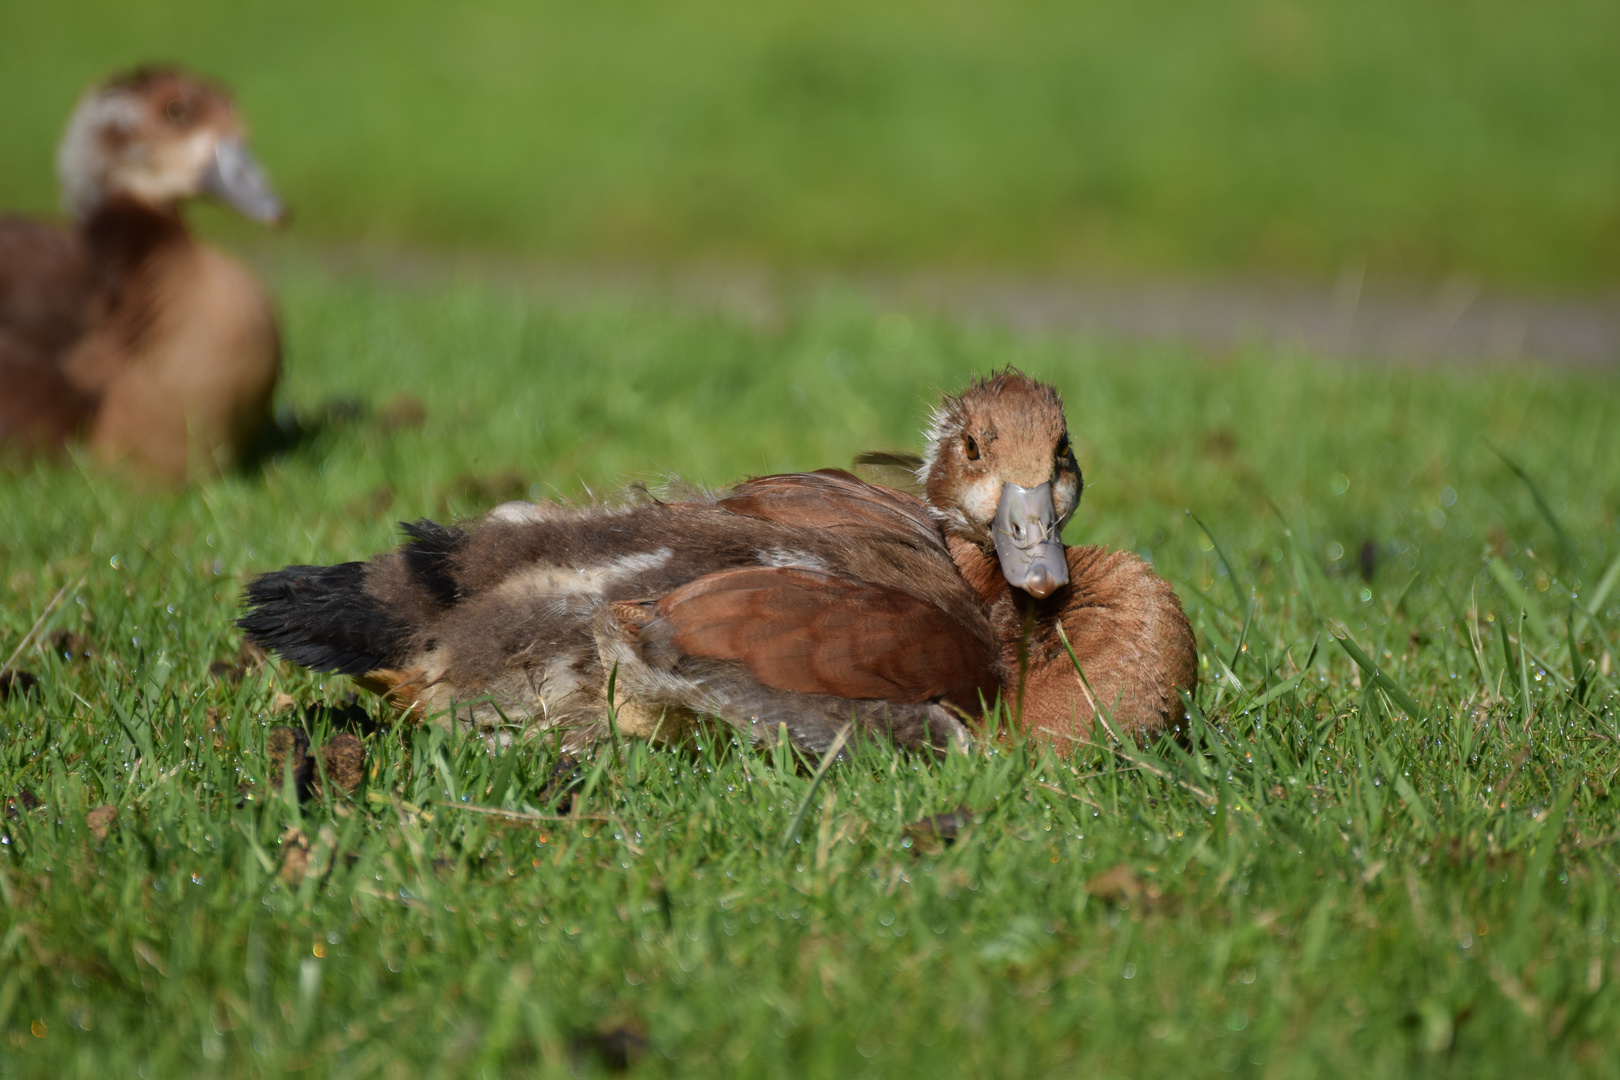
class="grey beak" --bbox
[992,481,1069,599]
[203,138,285,225]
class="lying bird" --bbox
[0,65,285,479]
[240,371,1196,754]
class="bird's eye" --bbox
[1056,434,1070,458]
[165,99,189,123]
[963,435,980,461]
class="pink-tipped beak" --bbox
[991,481,1068,599]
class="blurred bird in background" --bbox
[0,65,285,481]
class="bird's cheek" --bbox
[960,477,1002,528]
[122,131,215,203]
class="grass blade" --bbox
[1486,440,1578,570]
[1488,557,1550,645]
[1329,622,1424,719]
[779,722,854,855]
[1512,780,1576,947]
[1189,510,1252,666]
[1574,550,1620,640]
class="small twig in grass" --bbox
[1493,747,1532,810]
[3,579,79,673]
[780,722,854,855]
[432,801,615,825]
[1036,780,1104,811]
[1566,832,1620,852]
[437,799,646,855]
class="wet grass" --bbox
[3,262,1620,1076]
[4,0,1619,283]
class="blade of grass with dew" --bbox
[1486,440,1580,571]
[1330,621,1425,720]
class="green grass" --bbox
[3,262,1620,1077]
[3,0,1619,284]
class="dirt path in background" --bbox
[292,247,1620,367]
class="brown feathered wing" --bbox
[648,567,998,714]
[716,468,944,550]
[645,470,996,712]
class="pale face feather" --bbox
[54,73,247,219]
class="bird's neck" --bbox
[948,534,1085,726]
[61,196,197,397]
[946,535,1007,606]
[77,196,188,285]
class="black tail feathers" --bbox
[238,561,407,676]
[398,519,466,607]
[238,520,468,677]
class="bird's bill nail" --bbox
[992,481,1068,598]
[203,138,286,225]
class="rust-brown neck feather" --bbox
[81,197,188,293]
[950,532,1197,751]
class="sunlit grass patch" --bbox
[2,261,1619,1076]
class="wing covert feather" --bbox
[717,469,943,549]
[649,566,998,711]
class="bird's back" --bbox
[241,475,1003,749]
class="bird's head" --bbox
[919,369,1081,599]
[56,65,284,226]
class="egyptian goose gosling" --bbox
[239,372,1195,754]
[906,370,1197,748]
[627,370,1197,749]
[0,66,284,479]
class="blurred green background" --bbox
[4,0,1617,285]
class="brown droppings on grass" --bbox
[267,725,313,795]
[262,723,367,800]
[0,669,41,700]
[536,754,584,814]
[86,804,117,841]
[6,787,41,820]
[1086,864,1165,910]
[376,393,428,432]
[570,1019,649,1073]
[279,826,311,885]
[902,806,980,856]
[46,630,92,661]
[278,823,340,887]
[317,733,367,795]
